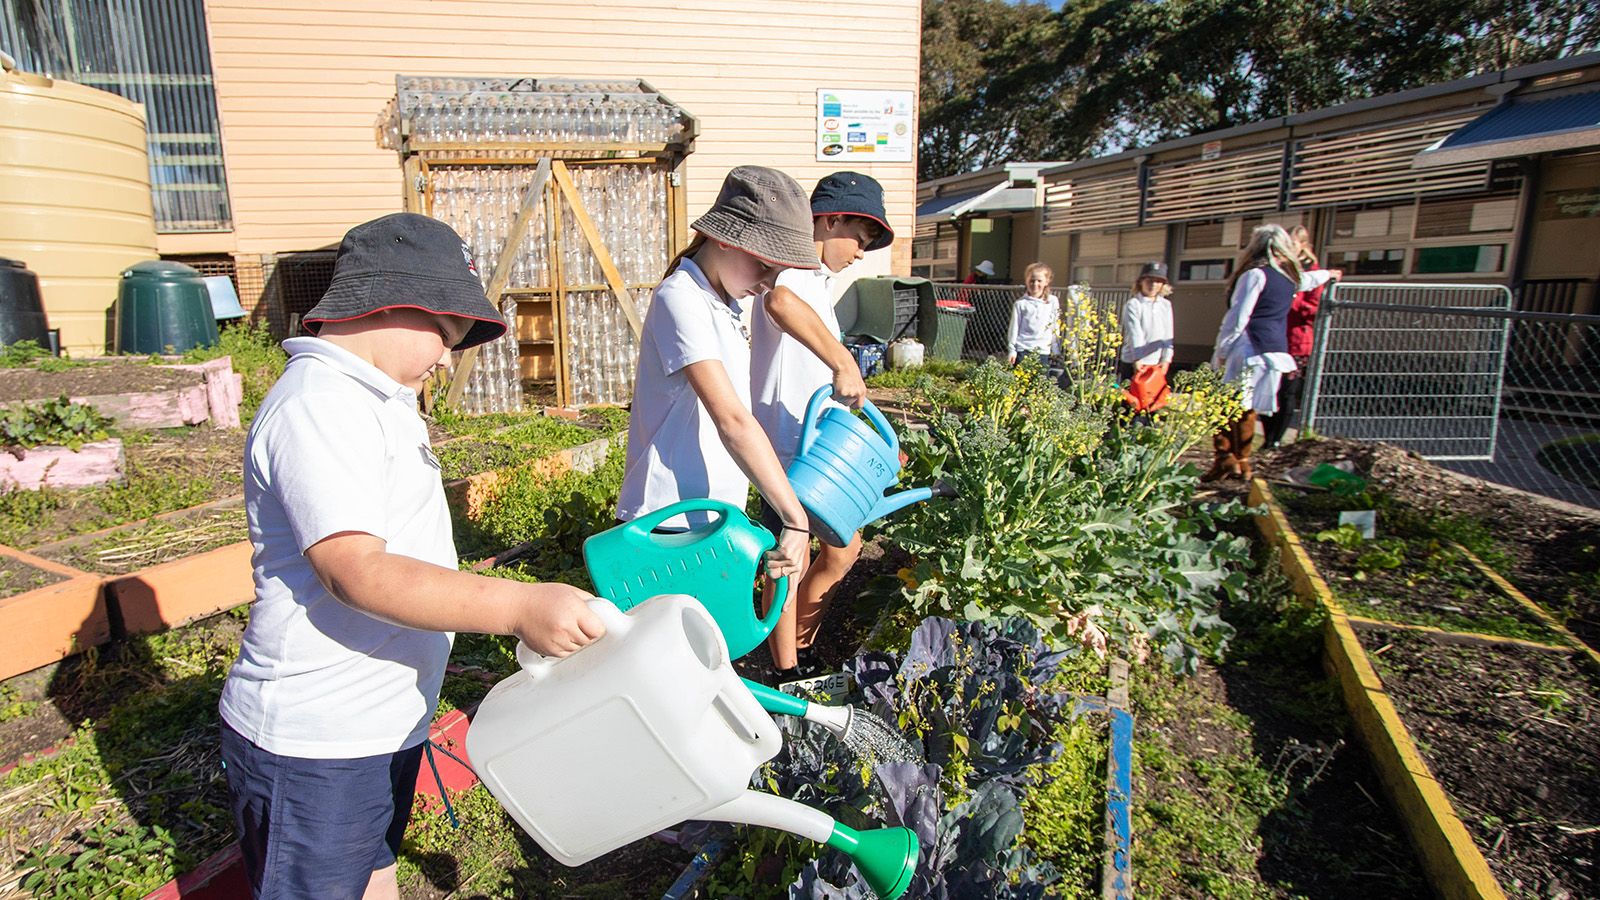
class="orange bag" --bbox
[1123,363,1171,413]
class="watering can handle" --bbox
[800,385,901,460]
[757,573,790,638]
[797,385,832,461]
[514,598,630,676]
[623,498,737,537]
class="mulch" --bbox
[1255,437,1600,653]
[0,361,202,402]
[1364,625,1599,899]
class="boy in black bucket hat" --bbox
[219,212,604,900]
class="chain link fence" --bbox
[1306,283,1600,509]
[926,283,1131,368]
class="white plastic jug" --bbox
[888,338,924,370]
[466,595,781,866]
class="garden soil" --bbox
[1364,626,1599,899]
[0,553,65,599]
[0,361,202,401]
[1256,437,1600,652]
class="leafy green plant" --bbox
[885,360,1250,673]
[0,339,50,367]
[696,616,1106,899]
[0,396,113,450]
[1314,523,1366,550]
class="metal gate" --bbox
[1304,283,1514,460]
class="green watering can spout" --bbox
[826,823,919,900]
[697,792,919,900]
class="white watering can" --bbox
[467,595,918,898]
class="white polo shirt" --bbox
[219,337,456,759]
[750,267,846,468]
[617,258,752,528]
[1008,293,1061,354]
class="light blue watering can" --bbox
[787,386,955,547]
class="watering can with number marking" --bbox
[787,385,956,547]
[583,499,789,660]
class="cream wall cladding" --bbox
[199,0,920,273]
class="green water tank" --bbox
[114,260,218,354]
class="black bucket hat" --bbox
[1137,261,1170,282]
[811,172,894,252]
[692,166,821,270]
[302,213,507,351]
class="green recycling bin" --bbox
[115,260,219,354]
[930,302,972,362]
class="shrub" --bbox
[885,359,1250,672]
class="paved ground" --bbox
[1440,417,1600,510]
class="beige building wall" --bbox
[182,0,920,279]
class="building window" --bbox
[1326,248,1406,276]
[1413,244,1506,275]
[1072,263,1116,285]
[1414,195,1517,238]
[1179,259,1232,281]
[1181,221,1226,250]
[911,222,960,281]
[2,0,233,232]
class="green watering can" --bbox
[583,498,789,660]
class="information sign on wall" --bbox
[816,89,915,162]
[1540,188,1600,219]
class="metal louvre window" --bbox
[1290,111,1492,209]
[1042,170,1140,234]
[2,0,232,232]
[1144,144,1284,223]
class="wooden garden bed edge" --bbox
[0,544,109,681]
[1249,478,1508,900]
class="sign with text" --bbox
[817,89,914,162]
[1540,188,1600,219]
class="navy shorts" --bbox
[220,720,424,900]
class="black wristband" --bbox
[780,524,810,534]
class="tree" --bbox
[919,0,1600,177]
[919,0,1067,180]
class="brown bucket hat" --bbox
[691,166,821,270]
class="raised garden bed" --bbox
[0,438,126,492]
[0,426,244,549]
[0,355,243,430]
[1258,437,1600,655]
[1254,478,1598,899]
[0,545,106,682]
[1362,625,1600,898]
[1277,488,1569,646]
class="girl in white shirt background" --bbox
[1007,263,1064,385]
[1118,261,1175,382]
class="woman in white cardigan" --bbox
[1204,225,1340,481]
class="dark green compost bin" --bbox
[929,301,973,362]
[839,277,937,346]
[115,260,219,354]
[0,258,51,349]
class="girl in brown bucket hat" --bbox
[617,166,821,598]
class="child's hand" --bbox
[832,367,868,410]
[765,528,809,583]
[514,583,605,658]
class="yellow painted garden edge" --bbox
[1454,544,1600,670]
[1248,479,1507,900]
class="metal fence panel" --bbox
[1307,283,1600,508]
[1306,283,1513,460]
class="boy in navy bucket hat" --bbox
[750,171,894,681]
[219,212,604,899]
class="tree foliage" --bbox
[920,0,1600,179]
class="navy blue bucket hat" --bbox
[302,213,507,351]
[810,172,894,252]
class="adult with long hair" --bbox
[1204,224,1340,481]
[1260,224,1326,449]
